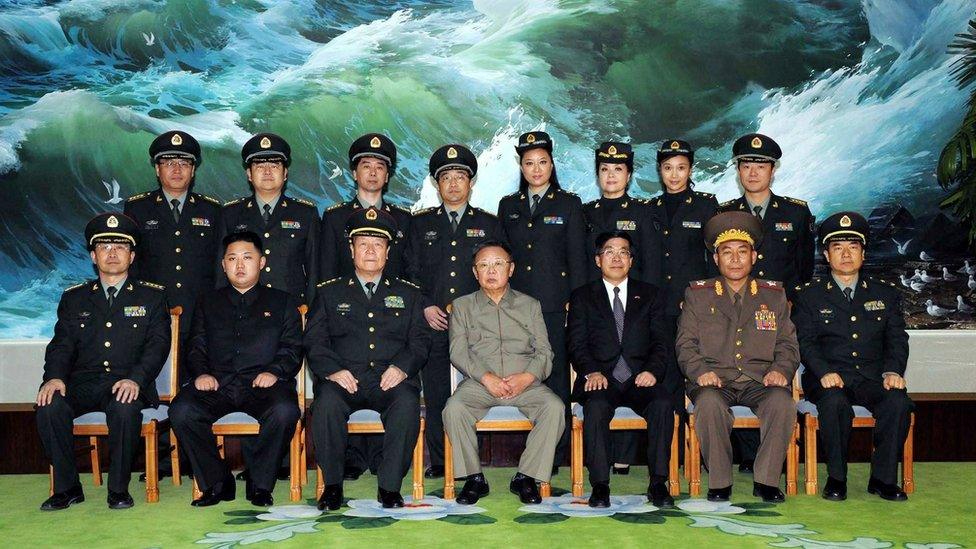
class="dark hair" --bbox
[594,231,635,254]
[222,231,263,254]
[517,149,561,193]
[471,239,513,263]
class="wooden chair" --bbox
[183,305,308,502]
[685,375,801,496]
[800,400,915,495]
[313,413,426,502]
[49,306,182,503]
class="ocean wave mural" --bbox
[1,0,974,337]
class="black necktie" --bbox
[752,205,763,220]
[843,287,853,303]
[530,194,541,215]
[171,198,181,224]
[450,211,459,232]
[106,286,117,308]
[733,292,742,318]
[611,287,630,383]
[262,204,272,225]
[365,281,375,300]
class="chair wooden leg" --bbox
[49,465,55,497]
[683,420,692,481]
[169,428,181,486]
[688,414,700,496]
[145,423,160,503]
[90,437,103,486]
[786,421,798,496]
[289,420,302,502]
[191,476,203,501]
[443,433,455,500]
[412,418,426,501]
[316,465,324,499]
[300,427,308,487]
[669,413,680,496]
[903,412,915,494]
[216,435,225,459]
[804,415,818,495]
[540,481,551,498]
[571,417,584,497]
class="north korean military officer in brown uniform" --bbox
[792,212,912,502]
[36,213,171,510]
[405,144,503,478]
[676,211,799,503]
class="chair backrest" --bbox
[156,306,183,402]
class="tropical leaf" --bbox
[438,514,497,525]
[513,513,570,524]
[340,517,396,529]
[223,517,261,525]
[610,513,665,525]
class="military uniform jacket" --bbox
[42,279,171,406]
[647,189,719,316]
[718,193,814,295]
[405,205,503,308]
[219,194,320,304]
[498,188,588,313]
[304,276,431,387]
[676,277,799,388]
[791,277,908,394]
[583,195,662,285]
[124,189,222,315]
[186,285,303,388]
[320,199,411,281]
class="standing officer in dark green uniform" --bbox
[319,132,412,479]
[405,144,502,479]
[717,133,814,472]
[792,212,912,502]
[219,132,320,305]
[36,213,171,511]
[498,131,588,473]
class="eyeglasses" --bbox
[438,173,470,184]
[599,248,632,258]
[159,159,193,169]
[475,260,510,272]
[94,243,131,252]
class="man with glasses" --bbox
[36,213,171,510]
[567,231,673,508]
[443,240,564,505]
[405,144,503,479]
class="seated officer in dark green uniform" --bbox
[36,213,171,510]
[305,207,431,511]
[792,212,912,502]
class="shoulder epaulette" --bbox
[688,279,713,289]
[756,279,784,291]
[557,188,579,198]
[794,279,818,292]
[413,206,437,217]
[198,194,222,206]
[868,276,897,288]
[224,197,246,207]
[502,190,522,200]
[316,277,341,287]
[396,278,421,290]
[784,196,808,207]
[325,202,347,212]
[126,191,152,202]
[471,206,496,218]
[64,282,86,292]
[694,191,715,199]
[292,197,316,208]
[388,203,411,214]
[719,198,738,208]
[137,280,166,291]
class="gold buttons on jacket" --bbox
[369,343,375,349]
[104,341,111,347]
[105,322,112,328]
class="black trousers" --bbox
[170,380,300,492]
[421,329,451,469]
[36,374,144,493]
[807,378,914,484]
[542,311,571,464]
[311,379,420,492]
[583,379,674,485]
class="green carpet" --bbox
[1,464,973,548]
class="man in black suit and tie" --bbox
[568,231,674,508]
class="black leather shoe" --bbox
[822,476,847,501]
[236,469,250,482]
[867,477,907,501]
[378,488,404,508]
[107,490,134,509]
[192,476,236,507]
[738,459,754,473]
[249,488,274,507]
[509,472,528,493]
[456,474,489,505]
[317,484,343,511]
[753,482,785,503]
[343,466,364,481]
[706,485,731,502]
[40,485,85,511]
[511,475,542,504]
[647,480,674,508]
[612,465,630,475]
[588,482,610,508]
[424,465,445,479]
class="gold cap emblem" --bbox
[607,145,617,155]
[106,215,119,228]
[171,133,183,146]
[370,136,381,148]
[525,133,536,144]
[751,136,762,149]
[839,215,852,227]
[447,147,458,159]
[670,141,680,150]
[260,136,271,149]
[365,209,378,220]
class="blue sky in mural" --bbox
[0,0,973,337]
